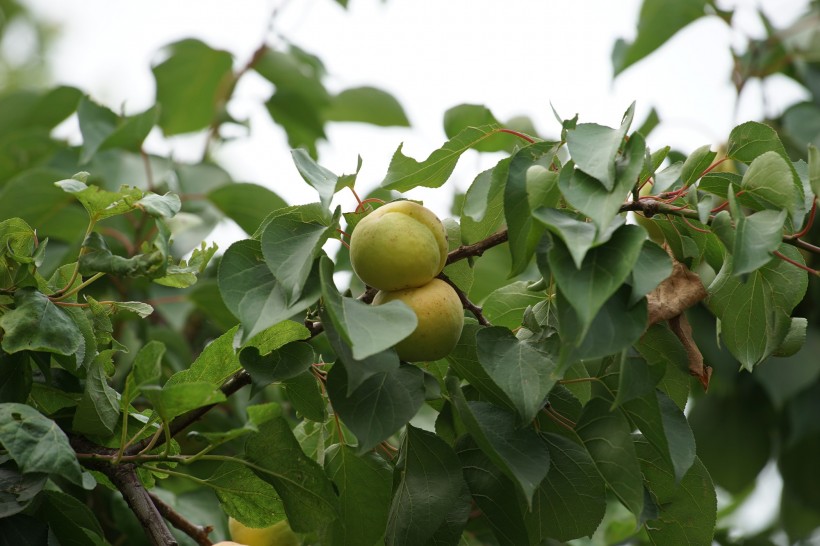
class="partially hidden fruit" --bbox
[228,517,299,546]
[349,200,448,291]
[373,278,464,362]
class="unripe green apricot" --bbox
[349,201,448,291]
[373,278,464,362]
[228,517,299,546]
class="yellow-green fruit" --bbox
[213,542,248,546]
[228,517,299,546]
[373,278,464,362]
[349,201,448,291]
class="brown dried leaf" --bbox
[669,313,712,390]
[646,257,708,326]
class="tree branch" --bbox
[149,492,214,546]
[446,230,509,264]
[439,272,491,326]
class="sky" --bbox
[13,1,815,539]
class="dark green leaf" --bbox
[628,240,672,305]
[38,489,106,546]
[565,103,634,190]
[326,363,425,453]
[445,322,514,410]
[0,288,82,356]
[0,403,85,486]
[0,465,46,518]
[78,232,164,277]
[325,444,393,546]
[532,208,598,269]
[680,144,717,186]
[283,372,327,422]
[0,352,32,404]
[72,355,120,437]
[482,281,545,329]
[732,209,787,276]
[121,340,164,409]
[152,39,234,135]
[447,378,550,507]
[240,342,315,391]
[386,425,465,546]
[475,326,557,424]
[207,461,285,528]
[576,397,644,517]
[741,151,798,218]
[208,183,287,235]
[634,325,690,410]
[244,417,340,532]
[142,381,226,423]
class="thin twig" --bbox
[438,272,490,326]
[149,492,214,546]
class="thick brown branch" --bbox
[149,492,214,546]
[446,230,509,264]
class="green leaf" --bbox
[482,281,545,329]
[628,240,672,305]
[559,131,646,231]
[707,245,808,370]
[525,433,607,542]
[218,239,322,342]
[326,86,409,127]
[290,149,339,211]
[208,183,287,235]
[244,417,339,533]
[54,176,143,220]
[0,288,82,356]
[0,353,32,404]
[142,381,226,423]
[165,325,245,388]
[773,317,808,357]
[637,441,716,545]
[152,39,234,135]
[207,461,286,528]
[732,209,787,276]
[78,232,164,278]
[461,158,509,243]
[77,97,157,162]
[634,325,690,410]
[680,144,717,186]
[808,144,820,199]
[320,253,417,360]
[240,341,315,391]
[727,121,790,163]
[260,204,339,304]
[122,341,164,409]
[475,326,557,424]
[741,151,797,217]
[566,103,635,191]
[72,355,120,437]
[0,403,85,486]
[443,104,520,152]
[0,466,47,518]
[504,141,560,276]
[455,438,530,546]
[386,425,466,546]
[136,192,181,218]
[447,377,550,507]
[382,125,505,192]
[575,397,644,517]
[326,363,425,453]
[38,489,106,546]
[325,444,393,546]
[612,0,709,75]
[532,208,598,269]
[549,225,645,337]
[445,322,515,411]
[622,390,696,483]
[283,372,327,422]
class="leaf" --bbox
[77,97,157,162]
[629,240,673,306]
[122,341,164,409]
[326,86,409,127]
[0,403,85,486]
[0,288,82,356]
[260,204,339,304]
[326,363,425,453]
[165,325,246,388]
[244,417,340,533]
[575,397,644,517]
[565,102,635,190]
[142,382,227,423]
[532,208,598,269]
[445,322,515,410]
[320,252,417,360]
[325,444,393,546]
[136,192,181,218]
[78,232,164,278]
[548,224,645,337]
[218,239,322,342]
[72,355,120,436]
[707,245,808,370]
[386,425,465,546]
[525,433,607,542]
[382,125,505,192]
[447,377,550,507]
[732,209,787,276]
[443,104,519,152]
[559,131,646,232]
[636,441,716,545]
[612,0,709,75]
[38,489,107,546]
[239,341,315,391]
[54,176,143,220]
[809,144,820,199]
[680,144,717,186]
[152,39,234,135]
[475,326,557,424]
[504,141,561,276]
[207,461,286,528]
[482,281,545,328]
[208,183,288,235]
[741,151,798,217]
[727,121,790,163]
[0,466,47,518]
[455,438,530,546]
[635,325,691,410]
[290,149,340,211]
[283,372,327,422]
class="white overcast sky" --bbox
[16,0,812,537]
